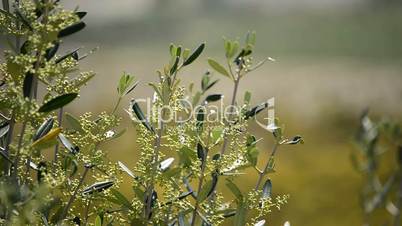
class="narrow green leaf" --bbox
[226,179,243,200]
[22,72,33,98]
[244,91,251,104]
[234,201,247,226]
[82,181,114,195]
[33,118,54,141]
[197,180,212,203]
[182,48,190,60]
[246,31,257,46]
[38,93,78,113]
[95,215,102,226]
[205,94,223,103]
[170,56,180,75]
[75,11,87,19]
[211,127,224,144]
[133,187,144,201]
[262,179,272,199]
[281,135,304,145]
[205,79,219,92]
[55,48,81,64]
[110,188,133,210]
[196,108,205,131]
[178,212,188,226]
[244,102,269,120]
[15,9,32,30]
[197,143,205,164]
[65,113,84,133]
[201,73,210,92]
[131,100,154,133]
[0,121,10,139]
[58,133,79,154]
[246,147,259,167]
[207,58,230,78]
[183,43,205,66]
[178,146,197,168]
[176,46,182,57]
[45,42,59,60]
[198,173,218,202]
[118,161,137,179]
[58,22,86,38]
[192,91,202,106]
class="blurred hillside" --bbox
[2,1,402,225]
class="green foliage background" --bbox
[2,1,401,225]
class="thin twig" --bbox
[219,77,240,155]
[393,171,402,226]
[144,123,163,222]
[12,121,27,179]
[61,166,90,221]
[112,97,122,115]
[54,107,63,162]
[83,198,92,226]
[191,130,211,226]
[255,143,278,190]
[3,114,14,175]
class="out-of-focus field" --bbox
[9,1,402,225]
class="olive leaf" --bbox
[55,48,80,64]
[65,113,84,133]
[234,201,247,226]
[262,179,272,199]
[163,191,193,206]
[27,160,38,171]
[197,143,205,164]
[254,220,266,226]
[144,190,158,209]
[82,181,114,195]
[244,91,251,104]
[32,128,61,147]
[226,179,243,200]
[170,56,180,75]
[38,93,78,113]
[244,102,269,120]
[0,147,12,163]
[117,73,138,97]
[197,173,218,202]
[0,121,10,139]
[159,157,174,172]
[183,42,205,66]
[280,135,303,145]
[204,94,223,103]
[22,72,33,97]
[58,22,86,38]
[131,100,154,133]
[110,188,133,210]
[201,74,219,93]
[211,127,224,145]
[15,8,32,30]
[207,58,231,78]
[178,212,188,226]
[58,133,79,154]
[118,161,137,179]
[196,108,205,131]
[45,42,59,60]
[224,39,239,59]
[75,11,87,19]
[95,215,102,226]
[246,31,257,47]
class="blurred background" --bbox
[58,0,402,225]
